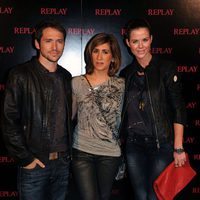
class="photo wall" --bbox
[0,0,199,199]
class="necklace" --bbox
[136,71,146,111]
[139,100,145,111]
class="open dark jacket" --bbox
[119,56,187,147]
[2,57,72,166]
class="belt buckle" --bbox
[49,152,58,160]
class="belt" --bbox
[127,133,169,143]
[49,151,67,160]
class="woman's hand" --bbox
[173,151,186,167]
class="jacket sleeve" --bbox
[2,70,34,166]
[164,62,187,126]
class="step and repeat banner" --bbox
[0,0,199,199]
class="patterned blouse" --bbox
[72,75,125,157]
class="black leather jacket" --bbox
[119,56,186,147]
[3,57,72,166]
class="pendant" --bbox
[139,101,145,111]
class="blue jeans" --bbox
[72,148,120,200]
[18,155,70,200]
[126,133,173,200]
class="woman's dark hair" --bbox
[84,33,121,76]
[34,19,66,43]
[125,18,152,41]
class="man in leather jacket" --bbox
[2,20,72,200]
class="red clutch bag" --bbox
[153,154,196,200]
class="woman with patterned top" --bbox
[72,33,125,200]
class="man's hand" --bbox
[23,158,45,169]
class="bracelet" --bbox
[174,148,185,154]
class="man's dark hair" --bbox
[34,19,66,43]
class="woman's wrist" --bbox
[174,148,185,154]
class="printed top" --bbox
[72,75,125,157]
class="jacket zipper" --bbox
[43,90,50,141]
[145,72,160,149]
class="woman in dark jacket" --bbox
[119,18,187,200]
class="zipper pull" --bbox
[156,139,160,149]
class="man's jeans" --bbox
[72,148,120,200]
[126,133,173,200]
[18,155,70,200]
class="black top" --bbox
[46,72,68,152]
[126,65,155,137]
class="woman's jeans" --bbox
[72,148,120,200]
[126,133,173,200]
[18,155,70,200]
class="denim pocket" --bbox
[59,155,70,165]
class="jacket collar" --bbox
[132,55,159,71]
[31,56,60,74]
